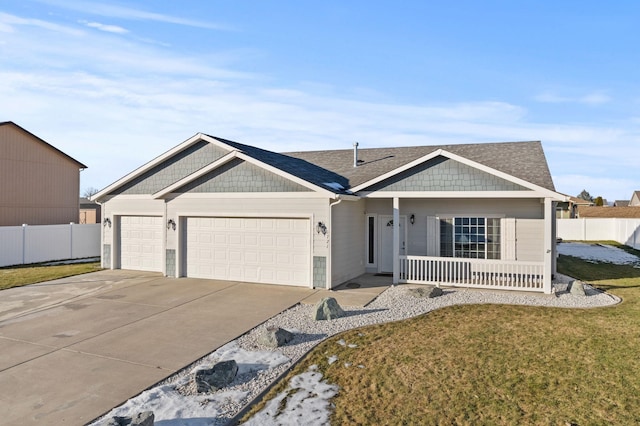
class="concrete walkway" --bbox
[0,271,389,425]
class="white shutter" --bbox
[426,216,439,256]
[502,218,517,260]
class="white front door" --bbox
[379,215,406,273]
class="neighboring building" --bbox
[92,135,565,294]
[556,196,594,219]
[79,197,101,224]
[614,200,630,207]
[0,122,87,226]
[577,206,640,218]
[630,191,640,206]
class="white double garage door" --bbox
[119,216,311,287]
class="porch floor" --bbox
[301,273,392,307]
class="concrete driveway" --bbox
[0,270,318,425]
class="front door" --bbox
[379,215,406,273]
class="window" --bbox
[366,215,376,265]
[439,217,500,259]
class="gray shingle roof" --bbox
[208,135,351,193]
[198,136,556,194]
[284,141,556,192]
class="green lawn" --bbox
[0,261,102,290]
[244,243,640,425]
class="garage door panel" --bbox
[185,217,310,286]
[120,216,163,272]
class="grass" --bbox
[0,261,102,290]
[242,242,640,425]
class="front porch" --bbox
[362,196,558,294]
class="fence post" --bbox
[70,222,74,259]
[22,223,27,265]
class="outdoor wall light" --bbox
[410,214,415,225]
[167,219,176,231]
[316,221,327,235]
[103,218,112,228]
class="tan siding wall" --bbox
[79,208,101,224]
[0,125,81,226]
[331,199,366,286]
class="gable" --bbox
[109,141,230,195]
[361,156,529,192]
[0,122,86,169]
[175,157,311,193]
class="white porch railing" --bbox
[400,255,545,292]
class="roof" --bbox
[285,141,556,191]
[614,200,630,207]
[207,135,350,194]
[578,206,640,218]
[79,197,100,208]
[0,121,87,169]
[568,196,594,205]
[95,135,561,200]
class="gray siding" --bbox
[177,158,311,193]
[102,243,111,268]
[313,256,327,288]
[166,249,176,277]
[364,157,528,192]
[111,141,229,195]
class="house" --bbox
[0,121,87,226]
[92,134,566,294]
[614,200,630,207]
[630,191,640,207]
[79,197,102,224]
[556,196,594,219]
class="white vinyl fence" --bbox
[0,223,101,267]
[557,218,640,249]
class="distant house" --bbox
[0,122,87,226]
[556,196,593,218]
[79,197,101,224]
[93,134,565,294]
[630,191,640,207]
[614,200,630,207]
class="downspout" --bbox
[327,196,343,290]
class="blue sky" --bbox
[1,1,639,201]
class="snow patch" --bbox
[558,242,640,265]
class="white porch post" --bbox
[543,197,553,294]
[393,197,400,285]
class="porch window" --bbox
[439,217,500,259]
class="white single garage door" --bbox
[185,217,310,287]
[119,216,163,272]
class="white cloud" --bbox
[81,20,128,34]
[0,12,84,36]
[534,90,612,106]
[34,0,232,30]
